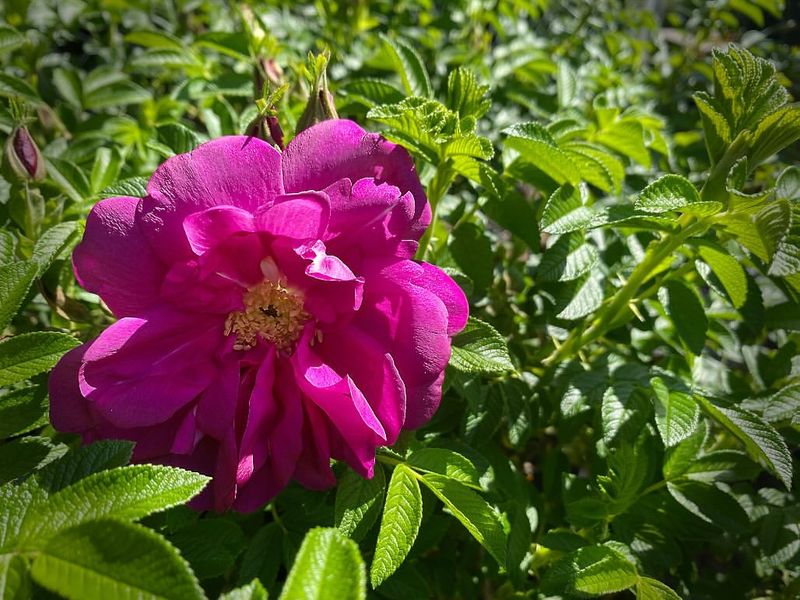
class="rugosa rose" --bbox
[49,120,468,511]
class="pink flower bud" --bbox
[5,126,46,181]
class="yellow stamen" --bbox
[225,279,309,352]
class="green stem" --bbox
[416,158,455,261]
[544,216,709,366]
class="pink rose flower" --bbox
[49,120,468,512]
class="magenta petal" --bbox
[292,330,385,477]
[414,263,469,336]
[293,398,336,490]
[255,192,330,240]
[80,309,223,428]
[282,120,430,240]
[49,345,94,433]
[183,206,255,255]
[140,136,283,262]
[297,240,359,283]
[72,196,165,317]
[318,324,406,445]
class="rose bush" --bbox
[49,119,468,511]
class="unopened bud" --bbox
[296,51,339,134]
[5,126,45,181]
[245,114,285,150]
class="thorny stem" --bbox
[544,215,710,367]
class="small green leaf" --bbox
[35,440,135,494]
[635,174,701,214]
[19,465,209,546]
[447,68,491,119]
[220,580,268,600]
[0,385,47,439]
[659,281,707,355]
[0,333,80,387]
[281,528,366,600]
[0,72,41,105]
[650,377,700,447]
[370,464,423,588]
[539,232,598,282]
[542,544,638,596]
[157,123,202,155]
[503,123,581,186]
[100,177,148,199]
[696,244,748,308]
[170,519,245,580]
[379,34,432,99]
[449,317,514,375]
[32,222,79,276]
[89,148,123,195]
[636,577,682,599]
[335,465,386,541]
[407,448,481,488]
[0,27,25,55]
[237,523,283,590]
[540,185,595,235]
[44,157,90,203]
[667,481,749,531]
[0,553,30,600]
[420,473,507,566]
[697,396,793,489]
[449,222,494,291]
[125,30,185,50]
[0,261,38,331]
[30,519,205,600]
[556,273,604,320]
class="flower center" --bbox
[224,279,310,352]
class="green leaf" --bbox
[18,465,209,546]
[89,148,123,195]
[564,142,625,193]
[667,481,749,531]
[194,31,250,61]
[100,177,148,199]
[0,333,80,387]
[0,478,46,550]
[83,80,151,109]
[52,68,83,108]
[543,544,638,596]
[447,68,491,119]
[556,273,604,320]
[281,527,366,600]
[539,231,598,282]
[540,185,595,235]
[341,79,405,108]
[769,205,800,277]
[659,281,708,355]
[407,448,480,488]
[596,117,651,167]
[683,450,759,482]
[0,73,41,105]
[696,244,748,308]
[449,317,514,375]
[35,440,134,494]
[171,519,245,580]
[0,436,66,485]
[635,174,701,214]
[0,231,16,266]
[0,553,30,600]
[335,465,386,541]
[32,222,79,276]
[449,222,494,291]
[503,123,581,186]
[636,577,682,599]
[220,580,268,600]
[379,34,432,99]
[237,523,283,590]
[157,123,202,154]
[763,384,800,423]
[697,396,793,488]
[0,261,37,331]
[370,465,423,588]
[420,473,507,565]
[650,377,700,447]
[44,157,90,203]
[30,519,204,600]
[0,27,25,55]
[125,30,185,50]
[0,385,47,439]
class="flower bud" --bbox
[4,126,45,181]
[296,51,339,134]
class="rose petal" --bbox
[72,196,165,317]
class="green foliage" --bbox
[1,1,799,599]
